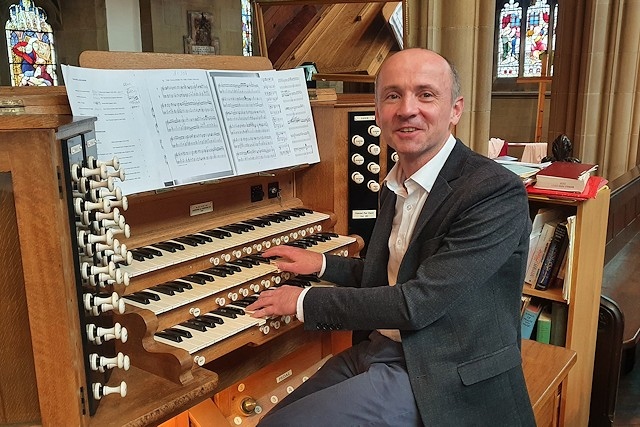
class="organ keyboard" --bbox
[115,203,361,385]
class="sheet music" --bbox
[208,71,284,175]
[143,69,235,185]
[62,64,320,195]
[258,68,320,165]
[62,65,164,195]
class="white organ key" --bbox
[155,314,266,355]
[92,381,127,400]
[123,262,278,315]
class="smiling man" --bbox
[247,48,535,426]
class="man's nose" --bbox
[396,96,418,117]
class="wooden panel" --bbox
[79,51,274,71]
[255,1,399,80]
[1,126,88,425]
[0,173,40,424]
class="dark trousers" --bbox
[258,331,422,427]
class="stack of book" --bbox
[525,208,577,297]
[520,297,568,345]
[527,161,607,200]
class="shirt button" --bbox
[406,204,413,211]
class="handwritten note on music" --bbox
[62,65,320,195]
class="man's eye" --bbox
[421,93,433,99]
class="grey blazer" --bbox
[305,140,536,426]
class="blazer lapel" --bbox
[409,140,470,247]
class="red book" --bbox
[527,175,608,200]
[534,162,598,192]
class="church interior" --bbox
[1,0,639,426]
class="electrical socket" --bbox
[250,185,264,202]
[267,182,280,199]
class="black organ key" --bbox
[306,234,329,242]
[200,229,231,239]
[181,275,207,285]
[202,267,228,277]
[297,238,318,246]
[245,255,269,264]
[219,225,244,234]
[286,241,309,249]
[317,232,339,238]
[155,331,182,342]
[166,328,192,338]
[130,250,152,261]
[179,321,207,332]
[284,278,311,287]
[139,247,163,257]
[123,294,150,304]
[201,314,225,325]
[230,223,254,232]
[172,237,201,247]
[191,273,215,282]
[164,280,192,290]
[150,285,176,296]
[279,209,304,217]
[220,264,242,273]
[243,295,259,303]
[231,299,252,307]
[227,259,253,269]
[259,214,283,223]
[224,305,245,315]
[137,291,161,301]
[212,307,237,319]
[152,242,184,252]
[242,218,269,227]
[193,316,219,328]
[188,233,212,243]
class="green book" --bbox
[550,302,568,346]
[536,310,552,344]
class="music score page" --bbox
[62,65,320,195]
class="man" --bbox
[247,48,535,426]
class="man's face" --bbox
[375,49,463,172]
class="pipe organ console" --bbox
[1,57,369,425]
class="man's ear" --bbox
[450,96,464,125]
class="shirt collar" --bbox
[385,134,457,193]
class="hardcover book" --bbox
[534,162,597,192]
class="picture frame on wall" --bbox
[184,11,219,55]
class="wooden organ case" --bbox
[0,54,363,426]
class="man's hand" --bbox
[246,285,303,318]
[263,245,323,275]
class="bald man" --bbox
[248,49,535,426]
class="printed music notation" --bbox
[62,65,320,195]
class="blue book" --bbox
[521,300,543,339]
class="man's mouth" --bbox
[398,127,418,133]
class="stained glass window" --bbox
[5,0,57,86]
[241,0,252,56]
[496,0,558,79]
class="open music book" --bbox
[62,65,320,195]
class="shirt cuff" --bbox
[319,254,327,276]
[296,286,312,323]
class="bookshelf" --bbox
[524,187,610,426]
